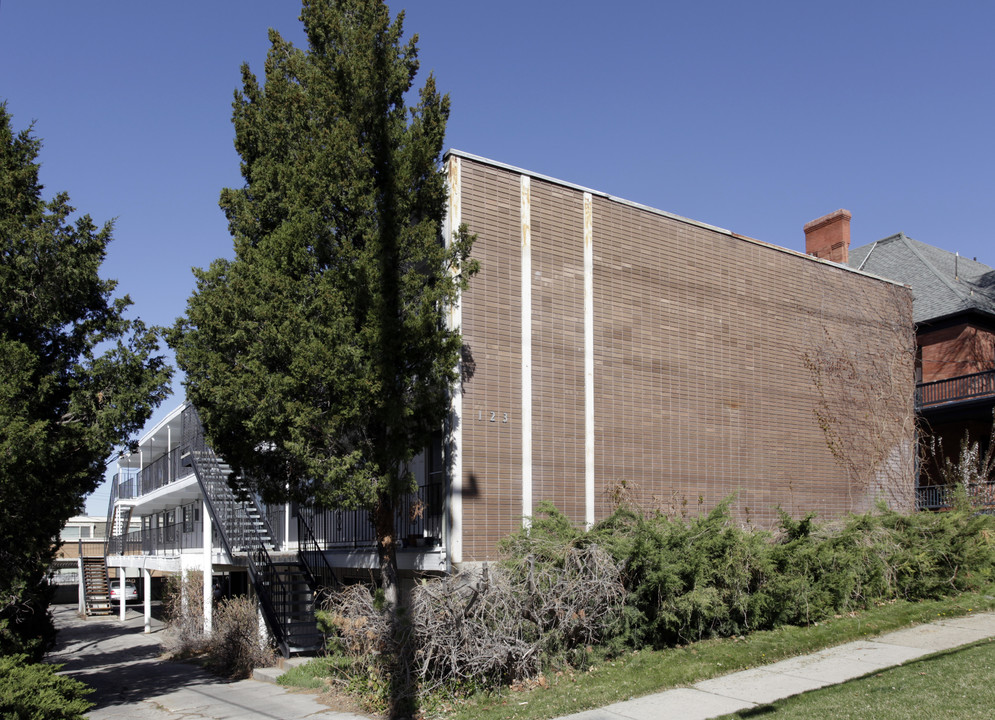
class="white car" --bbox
[109,580,138,602]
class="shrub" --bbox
[409,543,624,689]
[587,500,779,647]
[316,498,995,702]
[160,570,207,657]
[319,540,624,702]
[587,497,995,648]
[0,569,56,661]
[207,596,276,679]
[319,584,411,716]
[0,654,92,720]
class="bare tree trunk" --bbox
[373,494,400,609]
[373,493,417,718]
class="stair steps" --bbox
[110,503,133,537]
[264,563,324,652]
[189,446,322,656]
[81,556,113,616]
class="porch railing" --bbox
[55,540,107,560]
[114,447,187,501]
[917,369,995,409]
[299,473,444,550]
[107,520,196,556]
[298,512,340,599]
[916,482,995,511]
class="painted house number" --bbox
[478,410,510,423]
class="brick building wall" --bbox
[919,322,995,382]
[449,152,915,562]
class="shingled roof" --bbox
[848,233,995,325]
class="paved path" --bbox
[555,611,995,720]
[48,604,995,720]
[47,604,368,720]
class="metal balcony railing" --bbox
[915,482,995,511]
[917,369,995,409]
[298,472,444,550]
[55,540,107,559]
[106,520,202,556]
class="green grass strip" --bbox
[715,637,995,719]
[430,587,995,720]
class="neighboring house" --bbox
[60,515,107,544]
[51,516,109,605]
[51,515,141,608]
[105,153,916,654]
[804,210,995,508]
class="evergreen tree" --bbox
[0,104,172,656]
[171,0,475,607]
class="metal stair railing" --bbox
[104,472,121,557]
[186,445,283,651]
[298,511,340,604]
[105,503,134,557]
[185,438,314,658]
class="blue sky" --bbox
[1,1,993,514]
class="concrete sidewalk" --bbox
[556,612,995,720]
[47,604,367,720]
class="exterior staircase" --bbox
[81,556,113,616]
[184,428,322,657]
[106,501,134,555]
[265,561,324,652]
[110,503,134,538]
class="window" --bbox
[61,525,91,540]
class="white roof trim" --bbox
[445,149,907,289]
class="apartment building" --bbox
[104,153,916,654]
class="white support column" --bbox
[583,193,595,529]
[202,498,212,634]
[445,154,464,564]
[257,594,269,647]
[143,567,152,633]
[285,501,291,549]
[521,175,533,528]
[247,578,270,646]
[76,558,84,615]
[118,567,126,621]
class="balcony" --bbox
[108,520,204,557]
[118,446,188,499]
[915,482,995,511]
[299,474,444,550]
[916,369,995,409]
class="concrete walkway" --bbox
[556,611,995,720]
[47,604,995,720]
[47,604,367,720]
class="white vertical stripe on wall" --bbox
[584,193,595,529]
[521,175,533,528]
[445,155,463,563]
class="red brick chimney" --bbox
[804,209,851,264]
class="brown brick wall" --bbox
[531,182,585,523]
[920,323,995,382]
[459,162,523,560]
[455,155,914,561]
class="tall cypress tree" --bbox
[172,0,475,606]
[0,104,172,656]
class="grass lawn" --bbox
[281,586,995,720]
[714,637,995,719]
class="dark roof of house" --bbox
[848,233,995,325]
